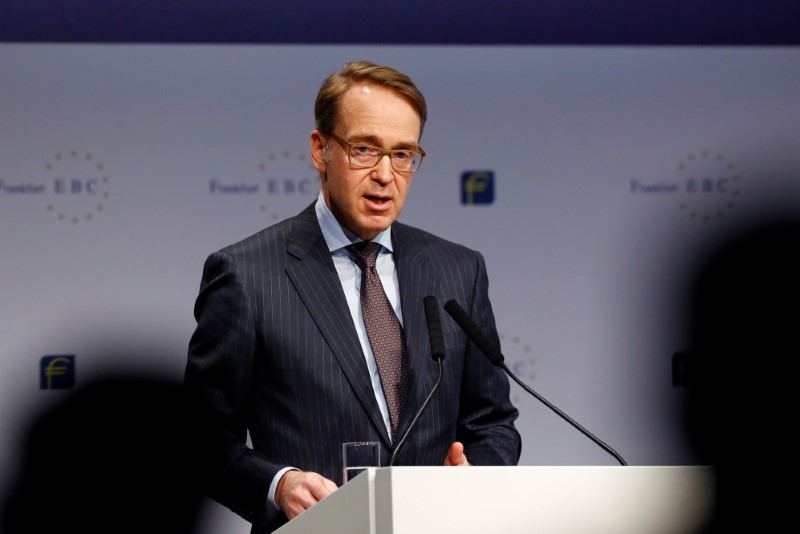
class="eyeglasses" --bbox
[326,132,425,173]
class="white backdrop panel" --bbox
[2,44,799,532]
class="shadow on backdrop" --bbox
[1,372,211,534]
[677,210,800,532]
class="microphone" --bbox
[389,296,446,466]
[423,294,446,362]
[443,299,627,466]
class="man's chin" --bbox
[353,216,395,240]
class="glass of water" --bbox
[342,441,380,484]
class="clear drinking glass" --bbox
[342,441,380,484]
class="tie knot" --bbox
[348,241,382,269]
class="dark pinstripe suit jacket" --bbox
[184,203,521,533]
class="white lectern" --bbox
[275,466,715,534]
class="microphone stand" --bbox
[500,360,627,466]
[388,358,443,467]
[443,299,626,466]
[389,295,446,467]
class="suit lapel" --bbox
[285,204,391,446]
[392,223,439,442]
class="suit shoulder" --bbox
[395,222,484,260]
[214,203,316,260]
[218,219,291,255]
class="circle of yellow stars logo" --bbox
[256,149,318,221]
[499,332,536,404]
[44,150,110,224]
[677,150,742,222]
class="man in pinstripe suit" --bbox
[184,61,521,533]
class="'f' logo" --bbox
[40,355,76,389]
[461,171,494,205]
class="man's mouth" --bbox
[364,195,391,208]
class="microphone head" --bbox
[443,299,504,366]
[423,296,446,361]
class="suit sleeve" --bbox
[456,251,522,466]
[183,250,284,523]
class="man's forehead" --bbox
[338,83,421,131]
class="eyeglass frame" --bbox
[324,131,426,174]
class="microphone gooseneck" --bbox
[389,296,445,467]
[443,299,627,467]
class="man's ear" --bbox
[310,130,327,173]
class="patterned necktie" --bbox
[348,241,409,438]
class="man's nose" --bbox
[372,154,394,184]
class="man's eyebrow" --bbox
[347,133,419,150]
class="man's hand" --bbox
[275,470,338,520]
[443,441,470,466]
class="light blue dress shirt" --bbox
[268,192,402,507]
